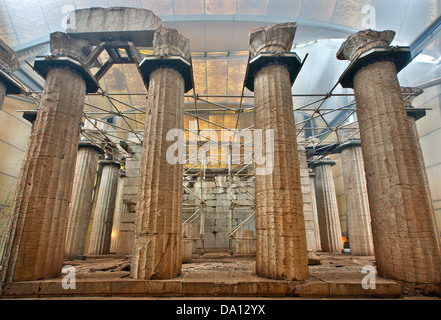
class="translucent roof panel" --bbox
[0,0,440,144]
[0,0,438,50]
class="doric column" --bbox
[245,23,309,280]
[0,32,98,282]
[337,30,441,287]
[64,142,103,259]
[309,172,322,251]
[311,159,343,253]
[337,125,374,256]
[87,160,120,255]
[297,122,320,251]
[131,28,193,279]
[0,39,21,110]
[403,87,432,202]
[110,171,127,254]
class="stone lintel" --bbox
[338,46,412,89]
[249,22,297,58]
[66,7,164,47]
[337,29,396,62]
[245,52,303,92]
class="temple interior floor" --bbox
[1,251,440,299]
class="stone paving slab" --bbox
[0,252,404,298]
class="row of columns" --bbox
[0,20,440,292]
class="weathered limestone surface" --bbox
[336,29,395,61]
[87,160,120,255]
[235,229,255,254]
[339,144,374,255]
[338,125,374,256]
[0,39,19,109]
[309,173,322,251]
[313,159,343,253]
[0,33,92,281]
[116,145,141,256]
[251,23,309,280]
[66,7,164,36]
[182,239,193,263]
[153,28,191,60]
[64,142,101,259]
[249,22,296,58]
[110,173,127,253]
[50,32,95,62]
[131,28,189,279]
[338,30,441,286]
[182,222,198,254]
[0,39,20,74]
[297,127,320,251]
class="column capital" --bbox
[33,32,99,93]
[249,22,297,58]
[309,158,337,169]
[245,23,302,92]
[153,28,191,61]
[337,30,412,89]
[139,28,193,93]
[0,39,22,95]
[337,29,395,62]
[337,140,362,153]
[78,141,105,154]
[99,159,121,168]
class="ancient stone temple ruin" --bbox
[0,4,441,301]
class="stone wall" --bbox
[183,171,255,250]
[115,143,141,256]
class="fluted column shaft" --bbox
[131,66,185,279]
[254,63,309,280]
[110,173,126,253]
[314,161,343,253]
[337,30,441,286]
[1,67,86,282]
[353,61,441,283]
[340,143,375,255]
[309,174,322,251]
[297,130,319,251]
[64,143,101,259]
[87,160,120,255]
